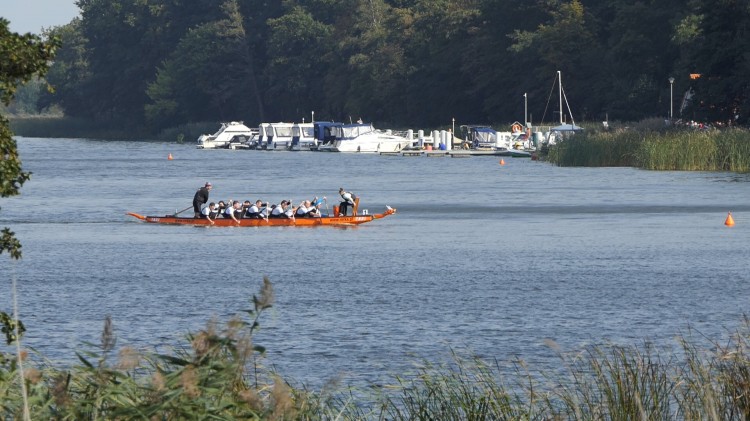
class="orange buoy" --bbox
[499,159,505,165]
[167,153,173,160]
[725,211,735,226]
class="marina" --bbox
[195,71,577,155]
[197,120,544,157]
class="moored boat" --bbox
[290,123,317,151]
[197,121,258,149]
[264,122,295,150]
[458,125,533,157]
[313,121,343,151]
[543,71,583,146]
[318,122,411,153]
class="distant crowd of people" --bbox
[191,182,357,224]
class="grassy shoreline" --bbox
[547,124,750,172]
[3,279,749,419]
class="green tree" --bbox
[509,0,602,124]
[1,78,45,115]
[265,6,333,121]
[593,0,686,121]
[146,0,260,127]
[76,0,172,125]
[313,0,413,124]
[453,0,546,125]
[401,0,483,126]
[686,0,750,124]
[0,18,59,258]
[38,19,91,117]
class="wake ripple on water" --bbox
[399,203,750,216]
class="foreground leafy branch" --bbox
[1,18,59,258]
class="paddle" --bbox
[173,205,193,217]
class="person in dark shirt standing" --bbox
[193,182,212,218]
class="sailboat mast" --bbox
[558,70,563,125]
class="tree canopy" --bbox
[29,0,750,131]
[1,18,59,258]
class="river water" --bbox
[2,137,749,388]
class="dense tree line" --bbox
[33,0,750,132]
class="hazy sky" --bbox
[2,0,80,34]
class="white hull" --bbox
[322,124,412,153]
[332,136,411,152]
[197,122,257,149]
[266,139,293,150]
[290,141,318,151]
[258,122,301,150]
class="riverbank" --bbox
[10,116,750,173]
[8,115,215,142]
[548,125,750,172]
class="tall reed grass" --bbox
[3,279,750,419]
[549,126,750,173]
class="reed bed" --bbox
[549,127,750,173]
[3,279,750,419]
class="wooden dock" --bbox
[380,149,533,158]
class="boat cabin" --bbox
[332,123,376,140]
[266,122,295,150]
[291,123,316,150]
[460,125,499,149]
[313,122,343,148]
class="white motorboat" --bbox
[197,122,258,149]
[290,123,317,151]
[264,122,295,150]
[459,125,533,157]
[318,123,411,153]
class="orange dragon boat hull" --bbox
[127,207,396,227]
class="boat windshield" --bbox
[274,126,293,137]
[226,125,251,133]
[335,124,375,139]
[293,126,314,137]
[471,128,497,146]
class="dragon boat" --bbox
[127,200,396,227]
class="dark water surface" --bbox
[2,137,750,388]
